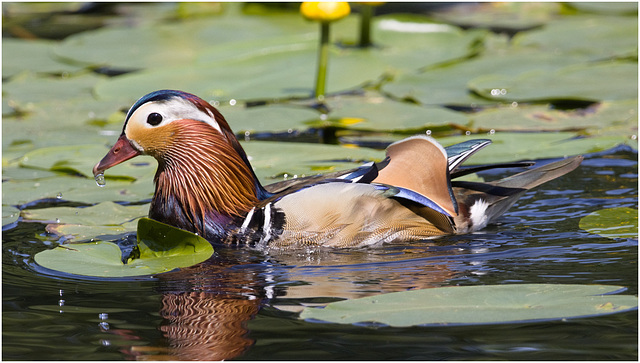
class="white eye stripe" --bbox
[128,99,222,134]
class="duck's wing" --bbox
[372,135,458,217]
[262,182,452,249]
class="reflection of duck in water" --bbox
[123,252,268,361]
[116,246,462,360]
[93,90,582,249]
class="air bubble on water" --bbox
[56,193,63,199]
[94,173,106,187]
[55,218,61,223]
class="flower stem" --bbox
[359,5,373,47]
[314,21,330,100]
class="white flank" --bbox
[469,199,490,231]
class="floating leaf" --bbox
[469,62,638,103]
[34,217,214,277]
[435,132,622,165]
[579,207,638,239]
[46,220,139,243]
[300,284,638,327]
[318,93,468,132]
[382,49,589,107]
[242,140,384,182]
[22,201,148,226]
[513,15,638,60]
[2,38,82,79]
[432,2,561,31]
[20,144,155,180]
[467,99,638,133]
[219,103,319,133]
[3,205,20,227]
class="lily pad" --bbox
[242,140,384,182]
[300,284,638,327]
[435,132,627,165]
[19,144,155,180]
[2,38,82,79]
[467,99,638,133]
[316,93,468,132]
[46,220,139,243]
[21,201,148,226]
[469,62,638,103]
[432,2,562,31]
[34,217,214,277]
[579,207,638,239]
[513,15,638,60]
[94,46,389,104]
[382,48,589,107]
[3,205,20,227]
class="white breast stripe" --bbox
[239,207,255,233]
[261,203,272,241]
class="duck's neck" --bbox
[149,120,259,240]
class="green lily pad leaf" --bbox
[432,2,561,31]
[467,99,638,133]
[34,217,214,278]
[513,15,638,60]
[219,103,319,134]
[2,96,128,162]
[3,205,20,227]
[382,48,589,107]
[20,144,155,180]
[469,62,638,103]
[300,284,638,327]
[54,10,320,70]
[317,93,467,133]
[22,201,148,226]
[436,132,629,165]
[579,207,638,239]
[46,220,139,243]
[1,174,153,207]
[567,2,638,15]
[2,38,83,79]
[94,46,388,104]
[241,140,384,182]
[3,72,108,109]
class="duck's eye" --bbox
[147,112,163,126]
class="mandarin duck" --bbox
[93,90,583,249]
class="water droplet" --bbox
[229,99,237,106]
[489,129,495,135]
[465,131,471,136]
[426,130,432,136]
[94,173,106,187]
[59,299,65,306]
[99,313,108,320]
[56,192,63,199]
[55,218,61,223]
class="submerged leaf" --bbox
[300,284,638,327]
[579,207,638,239]
[34,217,213,277]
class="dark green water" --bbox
[3,147,637,360]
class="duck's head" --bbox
[93,90,264,238]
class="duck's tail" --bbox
[452,155,584,233]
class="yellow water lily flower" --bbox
[300,2,351,22]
